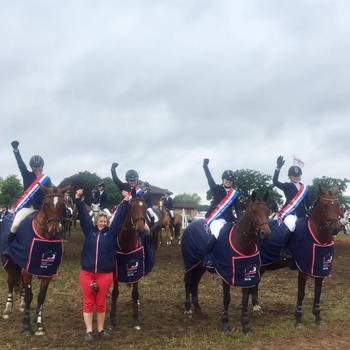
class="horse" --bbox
[181,192,271,334]
[62,203,73,240]
[160,204,182,245]
[2,185,69,336]
[109,196,155,330]
[251,187,342,327]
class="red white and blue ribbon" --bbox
[15,175,50,213]
[205,188,239,226]
[278,183,308,220]
[128,186,145,200]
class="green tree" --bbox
[233,169,282,209]
[101,177,122,208]
[173,193,201,207]
[0,175,23,207]
[309,177,350,206]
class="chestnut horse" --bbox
[181,192,270,334]
[251,187,342,327]
[2,185,69,336]
[109,196,155,329]
[160,204,182,245]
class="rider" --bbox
[9,140,52,236]
[273,155,311,232]
[96,182,108,210]
[202,158,242,253]
[110,162,158,225]
[75,189,128,342]
[162,193,175,225]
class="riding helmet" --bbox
[288,165,302,177]
[29,155,44,168]
[97,181,105,188]
[221,170,234,181]
[125,169,139,182]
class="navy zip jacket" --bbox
[273,169,311,217]
[13,150,52,210]
[96,191,108,209]
[77,198,128,273]
[111,168,153,208]
[203,163,242,222]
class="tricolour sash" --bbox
[278,183,308,220]
[128,186,145,199]
[15,174,50,213]
[205,188,239,225]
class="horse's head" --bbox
[313,187,342,236]
[39,185,70,239]
[129,197,147,232]
[245,191,271,240]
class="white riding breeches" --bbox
[146,207,159,223]
[283,214,297,232]
[11,206,37,233]
[209,218,227,239]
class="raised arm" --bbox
[272,156,287,191]
[203,158,216,190]
[75,189,94,235]
[11,140,30,179]
[111,162,127,191]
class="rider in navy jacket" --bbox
[77,195,128,273]
[96,182,108,210]
[273,156,311,219]
[12,141,52,210]
[110,163,158,224]
[203,159,242,222]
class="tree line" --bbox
[0,169,349,211]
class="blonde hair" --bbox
[95,211,110,224]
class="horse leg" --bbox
[33,278,51,335]
[295,271,307,328]
[184,271,192,315]
[109,279,119,328]
[3,262,16,319]
[190,266,205,312]
[19,284,26,312]
[313,277,324,325]
[241,287,253,335]
[131,283,141,329]
[21,273,33,336]
[221,282,231,332]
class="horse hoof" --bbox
[3,314,10,320]
[295,322,304,329]
[253,305,262,314]
[222,323,232,332]
[184,309,192,315]
[134,325,141,330]
[34,330,46,336]
[21,330,32,337]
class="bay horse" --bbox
[2,185,69,336]
[251,187,342,327]
[109,195,155,330]
[181,192,270,334]
[160,204,182,245]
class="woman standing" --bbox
[75,189,127,342]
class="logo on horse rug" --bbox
[116,234,155,283]
[289,218,334,278]
[4,213,63,277]
[182,220,261,287]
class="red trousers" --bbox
[79,270,113,313]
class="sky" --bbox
[0,1,349,203]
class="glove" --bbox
[111,162,119,170]
[203,158,209,166]
[11,140,19,150]
[276,156,285,169]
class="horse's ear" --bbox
[330,186,339,196]
[39,184,50,194]
[263,191,269,202]
[60,185,71,194]
[251,191,256,202]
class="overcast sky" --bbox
[1,1,349,203]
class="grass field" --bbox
[0,229,349,350]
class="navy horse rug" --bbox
[4,213,63,277]
[182,220,261,288]
[116,234,155,283]
[258,218,334,278]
